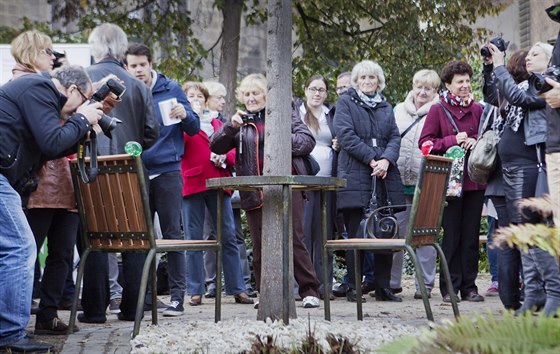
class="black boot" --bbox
[346,289,366,303]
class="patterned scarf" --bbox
[356,90,383,108]
[440,89,474,108]
[491,80,529,139]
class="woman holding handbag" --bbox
[393,69,441,300]
[484,41,560,316]
[419,60,486,303]
[334,60,405,302]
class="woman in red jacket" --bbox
[180,82,253,306]
[419,60,486,304]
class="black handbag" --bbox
[302,154,321,175]
[535,144,549,197]
[358,176,398,239]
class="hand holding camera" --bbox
[77,100,104,126]
[541,77,560,108]
[231,110,246,128]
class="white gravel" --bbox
[130,317,417,353]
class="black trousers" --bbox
[440,190,485,297]
[27,208,79,322]
[342,208,392,291]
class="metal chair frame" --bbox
[67,154,221,337]
[322,155,460,321]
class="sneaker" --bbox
[442,293,460,303]
[485,281,499,297]
[109,298,121,314]
[302,296,320,308]
[162,301,184,317]
[204,288,216,298]
[144,299,168,312]
[462,291,484,302]
[35,317,78,335]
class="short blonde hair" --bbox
[11,30,52,71]
[182,81,209,101]
[532,42,553,60]
[236,73,267,104]
[412,69,441,90]
[351,60,386,93]
[203,81,226,97]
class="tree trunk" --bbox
[219,0,242,120]
[258,0,294,322]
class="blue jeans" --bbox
[0,174,36,346]
[182,190,245,295]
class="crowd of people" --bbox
[2,10,560,352]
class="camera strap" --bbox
[77,131,99,184]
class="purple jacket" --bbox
[418,99,485,192]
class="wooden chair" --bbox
[322,155,460,321]
[67,154,222,337]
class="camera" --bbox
[52,51,66,69]
[90,79,126,138]
[532,66,560,94]
[480,36,509,58]
[240,113,256,125]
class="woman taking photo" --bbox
[210,73,321,308]
[294,74,337,299]
[485,42,560,316]
[181,81,253,307]
[334,60,405,302]
[393,69,441,299]
[419,60,485,303]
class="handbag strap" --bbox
[400,114,424,138]
[439,103,460,133]
[536,144,545,169]
[478,105,496,136]
[366,175,392,212]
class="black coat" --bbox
[0,74,90,190]
[547,30,560,153]
[333,88,404,210]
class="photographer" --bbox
[484,39,560,317]
[0,68,102,352]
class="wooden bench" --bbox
[322,155,460,321]
[68,154,222,337]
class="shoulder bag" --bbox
[467,106,498,184]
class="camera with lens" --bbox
[480,36,509,58]
[52,51,66,69]
[240,113,256,125]
[89,78,126,138]
[532,66,560,94]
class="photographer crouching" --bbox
[0,65,103,352]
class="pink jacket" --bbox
[181,119,236,197]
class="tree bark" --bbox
[219,0,242,120]
[258,0,294,322]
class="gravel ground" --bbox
[130,317,417,353]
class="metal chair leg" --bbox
[150,255,158,325]
[434,243,460,318]
[68,248,90,334]
[355,250,363,321]
[133,249,156,338]
[321,190,330,321]
[405,245,434,322]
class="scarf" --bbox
[11,63,37,80]
[200,112,215,138]
[491,80,529,139]
[356,90,383,108]
[440,89,474,108]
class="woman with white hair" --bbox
[334,60,405,302]
[392,69,441,299]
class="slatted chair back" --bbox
[70,154,154,252]
[406,155,452,248]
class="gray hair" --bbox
[88,23,128,61]
[203,81,227,97]
[52,65,91,92]
[351,60,386,93]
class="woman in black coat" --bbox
[334,60,405,302]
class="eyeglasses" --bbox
[42,48,54,56]
[76,87,89,104]
[308,87,327,94]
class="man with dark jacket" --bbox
[78,23,160,324]
[124,42,200,317]
[0,70,103,352]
